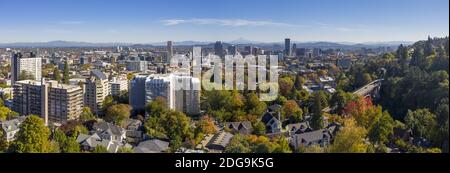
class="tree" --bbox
[80,107,95,121]
[368,111,394,144]
[405,109,437,140]
[196,116,217,135]
[327,119,368,153]
[294,75,305,90]
[19,70,35,80]
[63,61,70,84]
[329,90,349,115]
[92,145,108,153]
[105,104,131,126]
[311,92,324,130]
[279,76,294,97]
[118,147,134,153]
[53,68,61,82]
[410,47,428,70]
[11,115,51,153]
[224,134,251,153]
[246,92,267,116]
[272,137,292,153]
[281,100,303,123]
[0,130,8,152]
[252,121,266,136]
[146,96,168,117]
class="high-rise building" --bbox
[285,38,291,56]
[129,73,201,115]
[313,48,322,57]
[12,79,83,125]
[167,41,173,64]
[227,45,238,55]
[292,43,297,56]
[214,41,224,58]
[126,60,148,73]
[10,52,42,84]
[84,70,110,115]
[129,76,147,113]
[110,77,128,96]
[244,46,254,56]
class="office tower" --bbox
[129,75,148,113]
[292,43,297,56]
[129,73,201,115]
[214,41,224,58]
[167,41,173,64]
[244,46,253,55]
[126,60,148,73]
[297,48,306,57]
[110,77,128,96]
[313,48,322,57]
[285,38,291,56]
[12,79,83,125]
[85,70,110,115]
[10,52,42,84]
[227,45,238,55]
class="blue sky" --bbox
[0,0,448,43]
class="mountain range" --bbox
[0,39,414,48]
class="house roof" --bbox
[134,139,169,153]
[293,129,330,144]
[91,69,107,80]
[224,121,252,131]
[207,132,234,149]
[287,122,312,134]
[1,117,25,132]
[93,122,124,136]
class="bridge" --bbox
[322,79,383,113]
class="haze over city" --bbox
[0,0,448,43]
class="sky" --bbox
[0,0,448,43]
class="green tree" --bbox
[368,111,394,144]
[19,70,35,80]
[224,134,251,153]
[329,90,349,115]
[405,109,437,140]
[11,115,51,153]
[63,61,70,84]
[311,92,324,130]
[53,68,61,82]
[92,145,109,153]
[105,104,131,126]
[246,92,267,116]
[118,147,134,153]
[80,107,95,121]
[252,121,266,136]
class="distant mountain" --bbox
[0,41,133,48]
[0,40,413,49]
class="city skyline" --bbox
[0,0,448,43]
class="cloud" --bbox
[161,18,301,27]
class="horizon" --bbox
[0,0,448,43]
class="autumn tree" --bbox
[281,100,303,123]
[105,104,131,126]
[327,118,368,153]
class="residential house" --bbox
[134,139,169,153]
[92,121,126,143]
[76,133,132,153]
[224,121,253,135]
[261,112,282,134]
[0,116,26,142]
[206,132,234,152]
